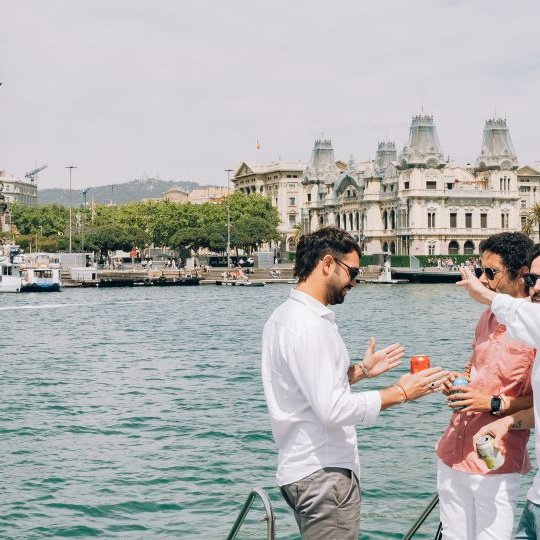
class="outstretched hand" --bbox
[362,337,405,377]
[457,267,496,305]
[397,367,450,402]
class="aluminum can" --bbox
[410,354,430,374]
[451,376,469,413]
[476,435,504,470]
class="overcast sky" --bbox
[1,1,539,190]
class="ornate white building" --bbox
[304,115,522,256]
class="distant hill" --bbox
[38,178,202,206]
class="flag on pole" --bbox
[256,139,261,150]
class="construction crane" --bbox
[25,164,48,183]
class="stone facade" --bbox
[304,116,522,256]
[0,170,38,206]
[517,165,540,243]
[234,115,535,256]
[233,161,305,252]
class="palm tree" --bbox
[523,202,540,240]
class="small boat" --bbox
[0,245,23,293]
[20,253,62,292]
[0,259,22,292]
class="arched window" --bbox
[383,211,388,230]
[390,210,396,230]
[383,242,389,253]
[448,240,459,255]
[287,237,296,252]
[349,213,353,231]
[464,240,475,255]
[390,241,396,255]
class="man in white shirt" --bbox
[463,244,540,539]
[262,226,449,539]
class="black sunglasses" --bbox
[334,258,360,281]
[474,266,504,281]
[524,273,540,289]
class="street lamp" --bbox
[225,168,234,269]
[66,165,77,253]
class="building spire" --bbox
[475,118,518,170]
[398,114,444,169]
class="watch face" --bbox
[491,396,502,413]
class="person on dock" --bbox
[261,226,448,539]
[437,232,535,540]
[463,243,540,539]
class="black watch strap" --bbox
[490,396,502,415]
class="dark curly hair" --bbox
[294,226,361,281]
[479,232,534,279]
[529,243,540,267]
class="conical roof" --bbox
[375,141,397,170]
[476,118,518,170]
[303,138,341,184]
[398,115,444,168]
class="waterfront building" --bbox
[232,160,306,252]
[0,170,38,206]
[517,164,540,242]
[303,115,522,256]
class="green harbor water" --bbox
[0,284,535,539]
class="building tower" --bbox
[476,118,518,170]
[375,141,397,171]
[398,115,444,168]
[302,138,340,185]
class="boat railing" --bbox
[226,488,440,539]
[402,494,442,539]
[226,487,275,540]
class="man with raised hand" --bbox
[262,226,448,539]
[466,243,540,539]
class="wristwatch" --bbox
[490,396,502,415]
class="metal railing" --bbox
[402,494,442,540]
[226,487,276,540]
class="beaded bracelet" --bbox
[358,362,371,379]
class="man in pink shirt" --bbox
[436,232,535,539]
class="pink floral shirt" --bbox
[436,308,535,475]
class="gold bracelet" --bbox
[358,362,371,379]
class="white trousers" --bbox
[437,459,521,540]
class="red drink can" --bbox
[410,355,431,374]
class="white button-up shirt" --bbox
[491,293,540,503]
[262,289,381,486]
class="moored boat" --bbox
[20,253,62,292]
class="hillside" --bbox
[38,178,202,206]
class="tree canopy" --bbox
[9,192,281,255]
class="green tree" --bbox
[523,202,540,240]
[84,225,141,255]
[10,203,69,236]
[232,215,281,253]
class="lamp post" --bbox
[225,169,233,270]
[66,165,77,253]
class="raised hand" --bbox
[362,337,405,377]
[457,267,496,305]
